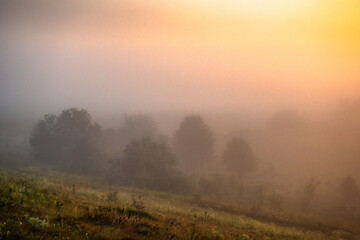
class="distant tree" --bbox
[301,178,320,211]
[120,114,157,140]
[119,138,189,193]
[99,128,123,160]
[173,115,215,172]
[222,138,256,176]
[57,108,102,174]
[100,114,163,160]
[29,114,60,164]
[339,177,359,205]
[30,108,102,174]
[268,110,306,132]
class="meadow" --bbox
[1,166,359,240]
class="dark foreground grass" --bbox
[0,170,359,240]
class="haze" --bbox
[1,1,360,239]
[1,0,360,119]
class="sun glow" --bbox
[238,0,312,15]
[186,0,315,17]
[2,0,359,113]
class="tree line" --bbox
[29,108,256,193]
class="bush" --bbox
[106,190,118,202]
[28,217,48,230]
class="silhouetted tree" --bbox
[30,108,102,175]
[99,128,123,160]
[120,114,157,140]
[119,138,189,193]
[222,138,256,176]
[30,114,60,164]
[173,115,215,173]
[100,114,161,159]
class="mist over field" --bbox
[1,0,360,239]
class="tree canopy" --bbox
[222,137,256,176]
[30,108,102,175]
[173,115,215,173]
[118,138,189,193]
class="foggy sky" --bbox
[1,0,360,123]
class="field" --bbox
[1,167,359,240]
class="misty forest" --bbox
[1,0,360,240]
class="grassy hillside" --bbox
[0,169,359,240]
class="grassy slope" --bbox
[0,169,359,240]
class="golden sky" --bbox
[1,0,360,114]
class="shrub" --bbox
[131,194,145,210]
[106,190,118,202]
[28,217,48,229]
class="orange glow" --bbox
[3,0,359,113]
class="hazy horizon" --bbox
[1,0,360,123]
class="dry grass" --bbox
[1,169,359,240]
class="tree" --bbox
[120,114,157,140]
[222,138,256,176]
[173,115,215,173]
[301,178,320,211]
[29,114,60,164]
[30,108,102,175]
[99,114,164,160]
[119,138,189,193]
